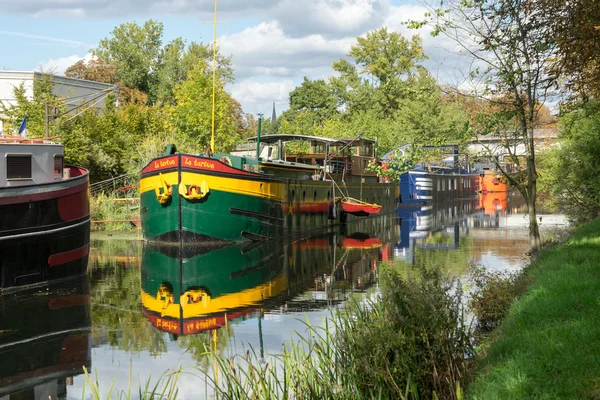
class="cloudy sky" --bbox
[0,0,464,116]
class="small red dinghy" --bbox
[340,197,382,217]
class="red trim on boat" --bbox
[141,155,179,174]
[143,311,180,334]
[58,189,90,222]
[0,181,89,206]
[183,309,253,334]
[181,155,258,176]
[48,243,90,267]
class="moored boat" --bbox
[0,136,90,292]
[140,135,399,244]
[383,145,479,205]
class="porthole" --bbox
[260,183,264,189]
[314,191,317,201]
[291,189,295,198]
[303,191,306,201]
[327,191,331,200]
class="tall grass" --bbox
[204,265,473,399]
[81,365,181,400]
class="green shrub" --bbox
[468,265,529,335]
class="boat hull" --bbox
[399,170,480,205]
[140,154,398,243]
[0,169,90,292]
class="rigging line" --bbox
[61,92,111,123]
[52,89,113,115]
[61,87,115,103]
[52,87,117,121]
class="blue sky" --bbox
[0,0,462,116]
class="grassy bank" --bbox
[468,218,600,399]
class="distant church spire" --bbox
[271,102,277,122]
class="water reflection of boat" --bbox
[141,221,387,336]
[470,191,526,229]
[141,241,287,335]
[394,198,479,264]
[0,278,91,398]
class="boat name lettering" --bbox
[154,159,176,169]
[187,318,218,332]
[184,157,215,170]
[155,318,178,331]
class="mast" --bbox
[210,0,218,153]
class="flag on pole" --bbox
[18,114,27,137]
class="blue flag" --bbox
[18,114,27,137]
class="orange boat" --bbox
[340,197,382,216]
[479,169,508,193]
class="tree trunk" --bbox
[527,191,542,253]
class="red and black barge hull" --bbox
[0,167,90,292]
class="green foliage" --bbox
[92,20,233,106]
[468,218,600,399]
[60,103,169,182]
[94,20,164,95]
[278,28,469,154]
[468,265,529,335]
[538,100,600,223]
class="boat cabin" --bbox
[0,137,65,187]
[246,134,379,178]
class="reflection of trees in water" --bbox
[177,325,234,369]
[89,242,166,356]
[88,239,143,271]
[415,236,473,277]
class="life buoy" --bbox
[220,156,232,166]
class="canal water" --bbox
[0,193,568,399]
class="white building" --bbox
[0,70,117,133]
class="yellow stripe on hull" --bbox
[140,171,286,201]
[140,273,288,319]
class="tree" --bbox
[90,20,234,106]
[331,28,427,118]
[93,20,163,95]
[415,0,558,252]
[169,63,243,153]
[538,101,600,223]
[286,77,339,124]
[536,0,600,100]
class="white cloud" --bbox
[228,79,296,115]
[37,53,93,75]
[272,0,388,38]
[220,21,355,80]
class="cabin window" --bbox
[54,156,64,177]
[6,155,32,180]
